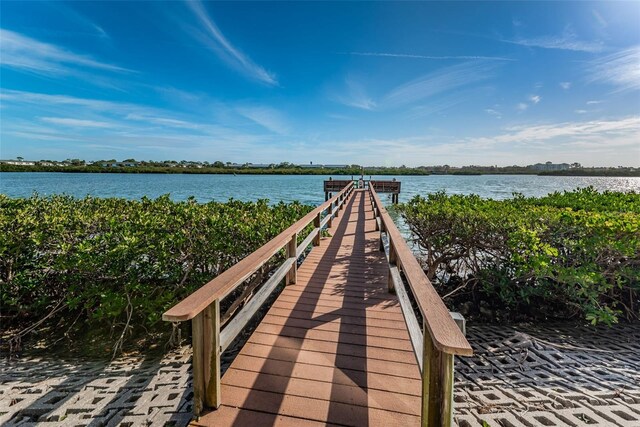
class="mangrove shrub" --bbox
[398,188,640,324]
[0,194,312,349]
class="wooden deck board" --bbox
[195,190,422,426]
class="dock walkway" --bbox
[195,189,422,425]
[163,182,472,426]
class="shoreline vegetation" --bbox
[1,194,314,356]
[398,187,640,326]
[1,162,639,177]
[2,187,638,358]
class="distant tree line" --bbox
[1,159,638,176]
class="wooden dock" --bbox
[164,183,472,426]
[194,189,421,425]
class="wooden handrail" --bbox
[369,186,472,356]
[162,181,354,416]
[163,181,353,322]
[369,185,472,427]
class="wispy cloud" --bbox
[125,113,205,130]
[470,116,640,146]
[1,89,136,112]
[346,52,515,61]
[2,89,282,161]
[286,116,640,167]
[485,108,502,119]
[560,82,572,90]
[185,0,277,86]
[54,1,110,39]
[502,27,604,52]
[575,110,588,114]
[588,46,640,92]
[408,91,471,118]
[529,95,541,104]
[384,61,499,107]
[334,77,376,110]
[0,28,129,76]
[586,100,602,105]
[236,106,290,134]
[591,10,608,29]
[40,117,111,128]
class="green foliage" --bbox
[0,194,312,338]
[398,188,640,324]
[0,163,431,176]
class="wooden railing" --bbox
[323,179,353,193]
[370,180,401,193]
[369,185,473,427]
[163,182,354,416]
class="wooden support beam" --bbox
[286,232,297,285]
[374,207,379,231]
[191,312,205,417]
[313,213,321,246]
[387,241,397,293]
[203,301,221,409]
[440,352,455,427]
[421,327,454,427]
[191,300,222,417]
[379,221,386,252]
[328,203,334,229]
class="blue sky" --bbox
[1,1,639,166]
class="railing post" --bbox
[421,327,454,427]
[313,212,321,246]
[192,300,221,417]
[192,312,205,417]
[328,203,334,228]
[286,232,297,285]
[379,220,386,252]
[374,206,379,231]
[387,241,396,293]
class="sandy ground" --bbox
[1,322,639,426]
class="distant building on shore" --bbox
[0,159,36,166]
[297,163,349,169]
[528,161,571,171]
[100,162,139,168]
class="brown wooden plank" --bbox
[223,369,421,415]
[259,314,411,339]
[280,286,397,302]
[247,331,418,365]
[252,322,415,351]
[264,307,408,330]
[225,355,421,397]
[192,405,334,427]
[238,342,421,378]
[219,384,421,426]
[270,296,406,318]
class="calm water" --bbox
[1,173,639,206]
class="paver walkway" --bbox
[2,322,639,426]
[194,189,422,425]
